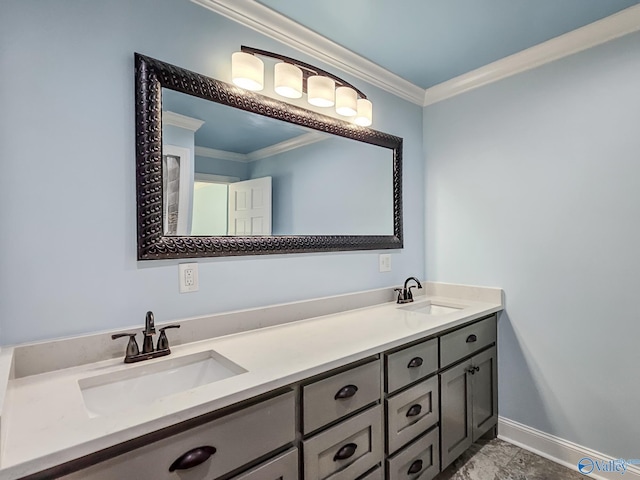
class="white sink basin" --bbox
[399,301,463,316]
[79,350,246,417]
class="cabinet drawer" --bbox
[303,360,381,434]
[359,466,383,480]
[440,316,496,368]
[303,405,382,480]
[232,448,298,480]
[386,339,438,393]
[386,376,439,454]
[61,391,295,480]
[386,428,440,480]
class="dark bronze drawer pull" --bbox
[334,384,358,400]
[407,357,423,368]
[169,446,216,472]
[466,334,477,343]
[406,404,422,417]
[333,443,358,461]
[408,459,423,474]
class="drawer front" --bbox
[359,466,383,480]
[232,448,298,480]
[61,391,296,480]
[303,405,383,480]
[303,360,381,434]
[386,338,438,393]
[440,316,496,368]
[386,428,440,480]
[386,376,439,454]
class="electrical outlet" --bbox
[179,263,199,293]
[379,254,391,272]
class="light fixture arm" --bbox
[241,46,367,100]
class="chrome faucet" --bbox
[395,277,423,304]
[112,311,180,363]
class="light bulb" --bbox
[354,98,373,126]
[231,52,264,91]
[307,75,335,107]
[274,62,303,99]
[335,86,358,116]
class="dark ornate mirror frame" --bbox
[135,53,403,260]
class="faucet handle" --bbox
[112,333,140,359]
[394,288,404,303]
[407,285,418,301]
[157,324,180,351]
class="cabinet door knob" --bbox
[169,446,216,472]
[408,459,423,474]
[407,357,423,368]
[406,404,422,417]
[466,334,477,343]
[334,384,358,400]
[333,442,358,461]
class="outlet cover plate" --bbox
[179,263,199,293]
[379,254,391,272]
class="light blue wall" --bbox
[249,137,393,235]
[424,32,640,458]
[0,0,424,345]
[195,156,250,180]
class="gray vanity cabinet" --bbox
[440,345,497,469]
[45,314,498,480]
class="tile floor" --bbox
[435,436,585,480]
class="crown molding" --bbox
[195,146,248,162]
[424,4,640,106]
[162,111,205,131]
[190,0,425,105]
[195,132,327,163]
[246,132,327,161]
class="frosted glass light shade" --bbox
[335,87,357,116]
[307,75,335,107]
[274,62,303,99]
[231,52,264,91]
[354,99,373,126]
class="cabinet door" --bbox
[471,346,497,442]
[439,359,473,470]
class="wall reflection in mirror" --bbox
[161,88,394,237]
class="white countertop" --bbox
[0,284,502,479]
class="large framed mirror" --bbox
[135,53,403,259]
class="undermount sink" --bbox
[399,301,463,316]
[79,350,246,417]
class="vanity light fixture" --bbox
[232,46,373,125]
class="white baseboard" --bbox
[498,417,640,479]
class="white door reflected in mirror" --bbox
[228,177,272,235]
